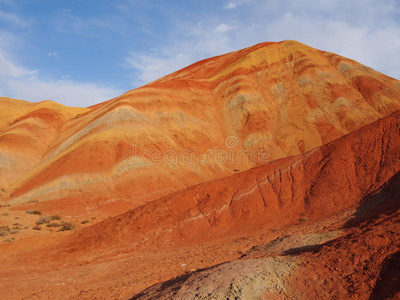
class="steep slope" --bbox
[133,194,400,300]
[2,40,400,222]
[0,109,398,300]
[0,97,87,193]
[60,110,400,253]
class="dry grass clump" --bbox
[32,225,41,231]
[0,226,10,237]
[36,215,63,225]
[26,209,41,215]
[58,222,75,231]
[36,216,52,225]
[46,222,62,228]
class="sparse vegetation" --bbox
[3,238,13,243]
[36,215,62,225]
[26,209,41,215]
[1,212,9,216]
[58,222,75,231]
[9,230,19,234]
[298,217,308,223]
[36,216,52,225]
[32,225,41,231]
[0,230,8,237]
[46,222,61,228]
[13,222,20,226]
[81,220,89,224]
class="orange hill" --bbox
[1,40,400,222]
[0,40,400,299]
[0,104,399,300]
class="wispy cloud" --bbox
[223,0,250,10]
[126,0,400,85]
[223,2,237,9]
[48,52,59,59]
[0,32,120,106]
[0,10,30,27]
[0,48,36,78]
[53,9,124,39]
[126,22,237,85]
[5,77,120,107]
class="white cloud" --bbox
[224,2,237,9]
[5,77,120,107]
[0,10,30,27]
[0,33,120,107]
[0,49,36,77]
[126,0,400,84]
[126,21,237,85]
[223,0,250,10]
[214,23,234,33]
[48,52,59,58]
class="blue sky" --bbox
[0,0,399,107]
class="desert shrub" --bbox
[24,226,29,229]
[81,220,89,224]
[3,238,12,243]
[13,222,20,226]
[1,212,9,216]
[32,225,41,231]
[9,230,19,234]
[26,209,41,215]
[46,222,61,228]
[58,222,75,231]
[36,216,52,225]
[0,226,9,237]
[12,226,20,230]
[298,217,308,222]
[50,215,62,221]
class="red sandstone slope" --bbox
[0,41,400,299]
[1,40,400,225]
[0,109,397,299]
[0,97,87,193]
[60,110,400,254]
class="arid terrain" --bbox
[0,40,399,299]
